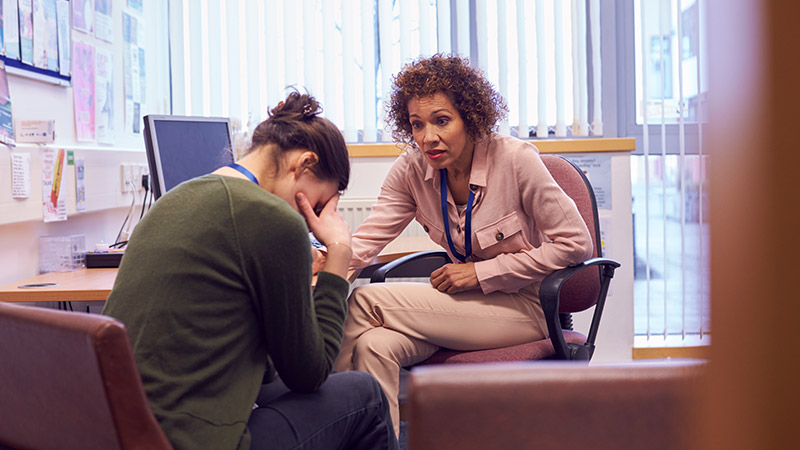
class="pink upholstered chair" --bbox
[0,302,172,450]
[370,154,620,365]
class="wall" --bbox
[0,2,169,285]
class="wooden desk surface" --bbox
[0,269,118,303]
[0,237,441,303]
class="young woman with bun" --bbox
[104,90,398,450]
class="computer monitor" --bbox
[143,115,236,200]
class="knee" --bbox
[333,371,387,405]
[353,331,391,361]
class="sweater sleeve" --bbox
[233,193,349,393]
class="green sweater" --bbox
[103,175,349,450]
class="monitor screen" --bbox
[143,115,235,200]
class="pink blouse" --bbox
[350,134,593,295]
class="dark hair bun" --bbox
[270,90,322,121]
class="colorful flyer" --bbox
[72,41,95,141]
[43,0,59,71]
[3,0,21,60]
[56,0,71,76]
[94,0,112,42]
[95,47,114,144]
[42,147,67,222]
[72,0,93,34]
[32,0,46,68]
[0,60,13,142]
[75,157,86,212]
[18,0,33,64]
[127,0,142,14]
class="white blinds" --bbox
[169,0,603,142]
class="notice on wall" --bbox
[11,152,31,198]
[42,147,67,222]
[94,0,112,42]
[4,0,21,60]
[95,47,114,144]
[75,157,86,212]
[564,153,612,210]
[56,0,71,76]
[72,0,94,34]
[72,41,95,141]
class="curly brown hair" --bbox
[386,54,508,145]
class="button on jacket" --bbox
[350,134,593,295]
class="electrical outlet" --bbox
[120,164,136,192]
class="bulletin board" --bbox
[1,0,72,86]
[0,0,167,150]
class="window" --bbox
[168,0,603,145]
[625,0,710,345]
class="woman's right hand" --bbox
[297,192,352,279]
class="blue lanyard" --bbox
[227,163,259,185]
[440,169,475,263]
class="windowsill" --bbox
[347,137,635,158]
[632,334,711,360]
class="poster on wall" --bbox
[72,41,95,141]
[3,0,21,60]
[0,60,13,143]
[565,154,613,210]
[123,11,144,134]
[95,47,114,144]
[128,0,142,14]
[56,0,70,76]
[75,157,86,212]
[42,147,67,222]
[94,0,112,42]
[72,0,94,34]
[43,0,59,71]
[18,0,33,64]
[32,0,46,68]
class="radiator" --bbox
[338,197,429,286]
[337,198,426,237]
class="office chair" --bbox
[370,154,621,365]
[0,302,172,450]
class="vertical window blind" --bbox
[632,0,709,346]
[168,0,604,143]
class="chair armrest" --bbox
[370,251,451,283]
[539,257,621,360]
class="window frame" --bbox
[615,0,704,156]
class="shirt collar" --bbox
[422,135,491,188]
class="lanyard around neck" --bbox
[440,169,475,263]
[227,163,259,186]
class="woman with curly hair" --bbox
[333,54,593,435]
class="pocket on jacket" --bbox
[475,212,528,256]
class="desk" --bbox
[0,237,441,303]
[0,269,117,303]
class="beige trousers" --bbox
[333,282,547,436]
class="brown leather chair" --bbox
[407,359,706,450]
[0,302,172,450]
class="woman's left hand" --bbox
[430,263,479,294]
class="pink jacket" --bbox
[350,134,593,295]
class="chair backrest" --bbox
[540,155,602,313]
[408,359,707,450]
[0,302,172,450]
